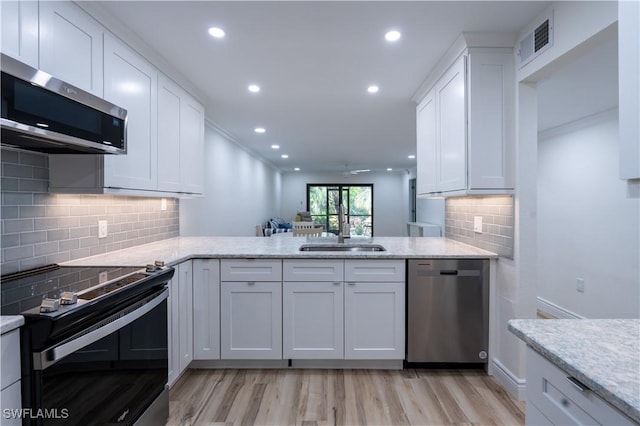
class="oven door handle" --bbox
[33,288,168,370]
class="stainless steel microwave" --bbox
[1,54,127,154]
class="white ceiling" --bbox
[89,1,550,173]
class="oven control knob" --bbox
[60,291,78,305]
[154,260,165,267]
[40,298,60,313]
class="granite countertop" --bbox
[62,236,496,267]
[508,318,640,423]
[0,315,24,334]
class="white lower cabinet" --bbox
[193,259,220,360]
[168,260,193,387]
[282,260,345,359]
[221,281,282,359]
[1,329,21,425]
[220,260,283,360]
[344,260,405,360]
[283,281,344,359]
[526,347,636,426]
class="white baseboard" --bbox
[491,358,527,401]
[537,297,584,319]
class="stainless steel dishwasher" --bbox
[407,259,489,364]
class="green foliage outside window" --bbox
[307,185,373,236]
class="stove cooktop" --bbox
[1,264,162,316]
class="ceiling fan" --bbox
[342,164,370,177]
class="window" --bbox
[307,184,373,236]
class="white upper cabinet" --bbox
[179,92,205,194]
[39,1,104,96]
[416,39,515,196]
[157,74,205,194]
[1,0,39,68]
[36,1,205,197]
[434,55,467,193]
[102,33,158,191]
[467,51,515,190]
[157,74,183,192]
[619,0,640,180]
[416,90,438,195]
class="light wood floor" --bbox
[167,368,524,426]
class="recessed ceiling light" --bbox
[271,144,280,149]
[385,30,401,42]
[208,27,225,38]
[294,167,300,171]
[281,154,289,159]
[408,154,416,159]
[254,127,266,133]
[387,168,393,171]
[248,84,260,93]
[367,85,379,94]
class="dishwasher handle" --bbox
[440,270,459,276]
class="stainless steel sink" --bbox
[299,243,386,252]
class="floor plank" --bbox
[167,368,524,426]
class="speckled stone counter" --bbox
[508,319,640,423]
[62,236,496,267]
[0,315,24,334]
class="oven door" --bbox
[27,288,168,426]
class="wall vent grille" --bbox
[518,11,554,68]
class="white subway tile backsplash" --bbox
[445,195,514,258]
[1,148,180,275]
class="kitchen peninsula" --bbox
[57,236,497,386]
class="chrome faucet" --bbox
[338,203,346,243]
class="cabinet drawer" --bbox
[221,259,282,281]
[344,260,405,282]
[1,330,20,390]
[526,347,635,426]
[283,260,344,282]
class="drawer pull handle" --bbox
[566,376,589,392]
[247,281,256,286]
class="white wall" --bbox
[180,123,282,236]
[280,171,412,236]
[537,110,640,318]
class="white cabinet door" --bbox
[344,281,405,360]
[179,92,205,194]
[157,73,204,194]
[167,273,179,387]
[177,261,193,373]
[220,281,282,360]
[283,281,344,359]
[467,52,514,190]
[39,1,104,96]
[103,33,158,191]
[193,259,220,360]
[1,0,38,67]
[416,89,438,195]
[435,55,466,193]
[619,0,640,179]
[157,74,182,192]
[0,381,21,426]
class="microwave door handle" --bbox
[33,289,167,370]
